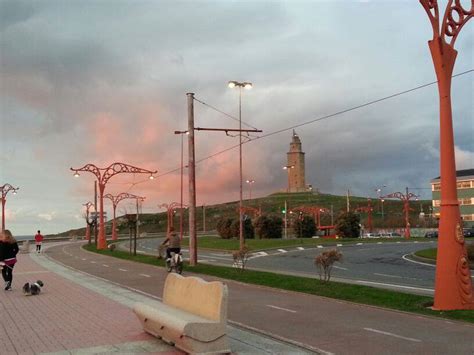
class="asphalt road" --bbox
[44,242,474,355]
[134,238,440,295]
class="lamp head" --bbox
[228,81,237,88]
[73,171,80,178]
[243,82,253,90]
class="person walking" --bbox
[0,230,19,291]
[35,230,44,253]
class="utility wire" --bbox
[130,69,474,183]
[193,97,259,130]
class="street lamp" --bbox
[228,80,252,252]
[82,202,94,243]
[283,165,295,193]
[175,130,189,240]
[71,163,156,250]
[245,179,255,200]
[383,187,418,239]
[104,193,144,241]
[1,184,19,232]
[375,185,386,220]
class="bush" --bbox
[292,215,316,238]
[255,215,283,239]
[216,217,234,239]
[230,218,255,239]
[315,249,343,282]
[232,246,251,271]
[335,211,361,238]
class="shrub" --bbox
[230,218,255,239]
[292,215,316,238]
[335,211,361,238]
[232,246,251,271]
[315,249,343,282]
[216,217,234,239]
[255,215,283,239]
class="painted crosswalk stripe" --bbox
[277,249,288,253]
[102,264,109,267]
[119,268,128,272]
[139,274,151,278]
[317,245,323,248]
[297,247,304,250]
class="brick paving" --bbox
[0,253,178,355]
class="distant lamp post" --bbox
[355,199,374,233]
[104,193,144,241]
[245,179,255,200]
[421,0,474,311]
[383,188,418,239]
[83,202,94,242]
[283,165,295,193]
[71,163,156,250]
[175,130,189,240]
[1,184,19,232]
[375,185,387,220]
[228,80,252,252]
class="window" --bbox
[462,214,473,221]
[457,180,472,189]
[433,200,440,207]
[459,198,473,205]
[432,183,441,191]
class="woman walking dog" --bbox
[0,230,19,291]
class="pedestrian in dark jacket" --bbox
[0,230,19,291]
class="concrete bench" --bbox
[133,273,230,354]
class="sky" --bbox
[1,0,473,236]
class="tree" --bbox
[216,217,234,239]
[335,211,360,238]
[292,215,316,238]
[315,249,343,282]
[255,215,283,239]
[230,218,255,239]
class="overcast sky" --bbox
[1,0,473,236]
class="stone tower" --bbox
[286,130,306,192]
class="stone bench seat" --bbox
[133,273,230,354]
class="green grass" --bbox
[182,236,424,251]
[415,248,437,260]
[83,243,474,324]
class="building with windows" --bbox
[431,168,474,227]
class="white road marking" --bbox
[377,242,382,244]
[102,264,109,268]
[317,245,323,248]
[297,247,305,250]
[374,273,402,279]
[336,244,343,247]
[396,241,401,244]
[357,280,434,292]
[333,265,348,270]
[118,268,128,272]
[257,251,268,256]
[402,254,435,267]
[210,253,232,257]
[139,274,151,278]
[364,328,421,342]
[266,305,297,313]
[277,249,288,253]
[356,243,363,246]
[414,241,418,243]
[90,261,96,264]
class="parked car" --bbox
[463,228,474,238]
[424,230,438,238]
[384,232,402,238]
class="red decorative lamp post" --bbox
[420,0,474,310]
[383,188,418,239]
[105,193,144,241]
[71,163,156,250]
[1,184,19,232]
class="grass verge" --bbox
[83,244,474,324]
[181,236,424,251]
[415,248,437,259]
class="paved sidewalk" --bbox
[0,246,314,354]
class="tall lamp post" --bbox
[71,163,156,250]
[175,130,189,240]
[355,199,374,233]
[283,165,295,193]
[228,80,252,251]
[1,184,19,232]
[82,202,94,242]
[375,185,387,220]
[104,193,144,241]
[421,0,474,310]
[245,179,255,200]
[383,188,418,239]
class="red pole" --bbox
[180,133,184,240]
[1,197,5,232]
[112,204,118,240]
[97,183,107,250]
[420,0,474,310]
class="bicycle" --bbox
[166,252,183,274]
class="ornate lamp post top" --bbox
[1,184,19,198]
[71,162,157,184]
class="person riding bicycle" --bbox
[161,227,181,261]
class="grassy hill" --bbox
[56,192,435,237]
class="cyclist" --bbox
[161,227,181,261]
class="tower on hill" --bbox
[286,130,306,192]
